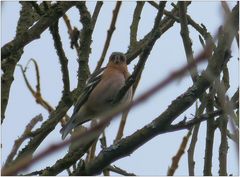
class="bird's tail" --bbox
[60,116,76,140]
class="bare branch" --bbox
[167,130,192,176]
[106,165,136,176]
[18,60,54,113]
[4,114,43,167]
[203,92,216,176]
[1,2,36,124]
[179,2,198,82]
[49,21,71,96]
[91,1,103,30]
[76,2,92,89]
[187,102,205,175]
[95,1,122,71]
[1,2,77,59]
[113,1,167,104]
[129,1,145,48]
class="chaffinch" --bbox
[60,52,132,139]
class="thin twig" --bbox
[91,1,103,30]
[129,1,145,49]
[167,129,192,176]
[221,1,239,47]
[95,1,122,71]
[106,165,136,176]
[148,1,215,49]
[18,60,54,113]
[187,101,205,175]
[4,114,43,167]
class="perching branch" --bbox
[95,1,122,71]
[113,1,167,104]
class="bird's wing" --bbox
[72,67,106,115]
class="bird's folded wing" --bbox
[72,67,106,116]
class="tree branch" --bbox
[167,130,192,175]
[106,165,136,176]
[179,2,198,82]
[49,21,71,97]
[187,102,205,175]
[1,2,36,124]
[1,2,77,60]
[3,114,43,168]
[95,1,122,71]
[91,1,103,31]
[129,1,145,48]
[76,2,92,90]
[113,1,167,104]
[203,92,216,176]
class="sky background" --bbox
[1,1,239,176]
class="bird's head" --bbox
[109,52,127,65]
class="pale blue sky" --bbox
[1,1,239,175]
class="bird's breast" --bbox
[85,71,126,112]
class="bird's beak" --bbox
[114,56,120,64]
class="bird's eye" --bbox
[110,54,116,61]
[120,56,126,62]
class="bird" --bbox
[60,52,132,139]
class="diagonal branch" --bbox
[3,114,43,168]
[95,1,122,71]
[18,60,54,113]
[91,1,103,30]
[167,129,192,176]
[113,1,167,104]
[129,1,145,48]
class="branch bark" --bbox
[1,2,77,60]
[1,2,36,124]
